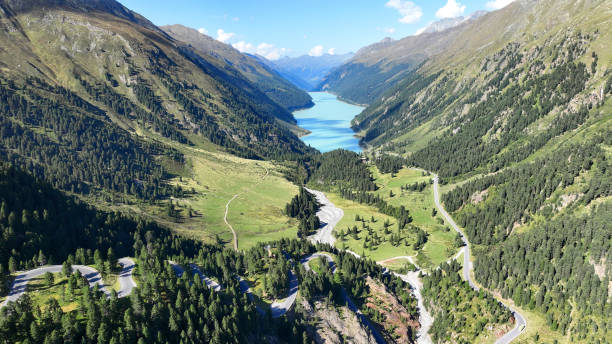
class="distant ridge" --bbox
[162,24,313,111]
[261,52,354,91]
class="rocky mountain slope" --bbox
[161,24,313,111]
[417,10,486,35]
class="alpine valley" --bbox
[0,1,609,344]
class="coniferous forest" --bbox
[1,0,611,343]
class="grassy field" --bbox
[101,134,300,251]
[371,167,457,268]
[328,192,411,261]
[327,166,456,266]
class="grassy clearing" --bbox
[326,166,457,266]
[26,274,79,313]
[378,257,417,273]
[371,167,457,268]
[100,133,300,250]
[391,118,441,155]
[308,257,328,274]
[328,192,412,261]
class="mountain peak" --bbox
[417,10,487,35]
[0,0,158,30]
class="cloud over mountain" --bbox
[485,0,516,10]
[386,0,422,24]
[436,0,466,18]
[216,28,235,43]
[309,45,324,57]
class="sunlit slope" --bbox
[0,0,312,161]
[162,24,314,112]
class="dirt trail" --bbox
[224,164,269,251]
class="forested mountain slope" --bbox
[318,15,482,105]
[161,24,314,111]
[0,0,314,200]
[0,162,421,344]
[333,0,612,342]
[352,0,610,154]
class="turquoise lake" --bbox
[293,92,364,152]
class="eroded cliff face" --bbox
[300,298,377,344]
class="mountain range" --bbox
[261,52,354,91]
[0,0,610,343]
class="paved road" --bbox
[375,256,433,344]
[189,264,222,291]
[117,257,137,298]
[305,188,344,246]
[496,305,527,344]
[169,261,221,292]
[432,175,526,343]
[169,260,295,318]
[301,253,386,344]
[269,251,298,318]
[2,264,109,308]
[432,176,476,290]
[307,188,435,344]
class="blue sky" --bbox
[118,0,516,59]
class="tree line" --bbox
[285,187,320,238]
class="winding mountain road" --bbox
[189,264,222,291]
[269,267,298,318]
[169,258,296,318]
[305,188,343,246]
[2,264,110,308]
[117,257,137,298]
[432,175,526,343]
[375,256,433,344]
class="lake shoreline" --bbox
[293,92,365,153]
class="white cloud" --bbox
[232,41,253,52]
[309,45,324,57]
[327,48,336,55]
[385,0,422,24]
[415,26,427,35]
[485,0,515,10]
[232,41,286,60]
[216,29,235,43]
[436,0,466,18]
[198,28,208,35]
[232,17,240,21]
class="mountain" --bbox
[333,0,611,341]
[417,10,487,35]
[161,24,313,111]
[0,0,314,200]
[351,0,611,151]
[318,28,467,105]
[262,52,354,91]
[317,11,485,106]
